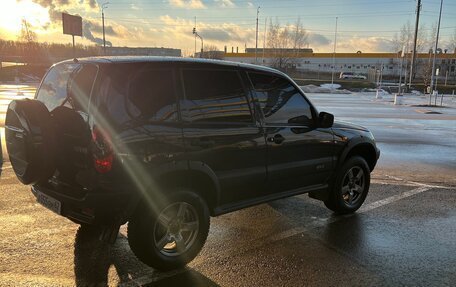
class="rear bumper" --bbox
[31,184,133,225]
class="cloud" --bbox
[307,33,331,46]
[83,20,111,46]
[85,19,118,37]
[159,15,255,47]
[31,0,99,25]
[215,0,235,7]
[87,0,97,9]
[337,37,393,52]
[168,0,206,9]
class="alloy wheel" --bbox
[153,202,200,257]
[341,166,365,207]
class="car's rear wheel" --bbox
[324,156,370,214]
[128,189,210,271]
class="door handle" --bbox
[267,134,285,144]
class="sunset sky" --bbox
[0,0,455,55]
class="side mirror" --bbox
[318,112,334,128]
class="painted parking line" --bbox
[120,182,441,285]
[358,186,430,213]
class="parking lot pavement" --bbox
[1,164,455,287]
[0,88,455,286]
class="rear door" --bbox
[180,66,267,205]
[95,63,185,191]
[36,63,98,184]
[247,71,334,193]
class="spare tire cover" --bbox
[5,99,56,185]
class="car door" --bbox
[247,71,335,193]
[179,66,267,206]
[94,63,186,191]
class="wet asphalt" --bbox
[0,87,456,286]
[1,166,455,286]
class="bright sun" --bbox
[0,0,50,37]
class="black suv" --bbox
[5,57,379,270]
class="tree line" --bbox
[0,39,102,64]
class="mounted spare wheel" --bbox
[5,99,57,185]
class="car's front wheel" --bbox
[324,156,370,214]
[128,189,210,271]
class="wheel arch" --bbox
[155,161,221,216]
[339,140,378,172]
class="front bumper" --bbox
[31,183,132,225]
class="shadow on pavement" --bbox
[74,225,218,287]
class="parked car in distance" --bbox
[5,57,380,271]
[339,72,367,80]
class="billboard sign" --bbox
[62,13,82,36]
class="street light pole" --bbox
[255,6,260,64]
[430,0,444,95]
[331,17,338,87]
[102,2,109,56]
[193,28,203,58]
[409,0,421,89]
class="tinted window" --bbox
[101,66,178,126]
[68,64,98,112]
[36,63,79,111]
[182,69,253,123]
[248,72,313,126]
[127,69,177,121]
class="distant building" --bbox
[106,47,181,57]
[224,51,456,78]
[244,48,313,54]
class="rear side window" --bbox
[248,72,313,126]
[181,69,253,123]
[101,65,178,126]
[36,63,79,111]
[68,64,98,113]
[37,63,97,112]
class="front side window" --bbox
[127,69,177,121]
[181,69,253,123]
[248,72,313,126]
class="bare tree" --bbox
[267,18,308,71]
[392,21,413,53]
[19,19,37,43]
[447,28,456,53]
[202,45,223,59]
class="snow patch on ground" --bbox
[360,92,456,109]
[320,83,341,89]
[300,84,351,94]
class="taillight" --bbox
[92,126,113,173]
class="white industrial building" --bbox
[223,51,456,78]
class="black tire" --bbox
[5,99,56,184]
[128,189,210,271]
[324,156,370,214]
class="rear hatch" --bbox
[36,62,99,188]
